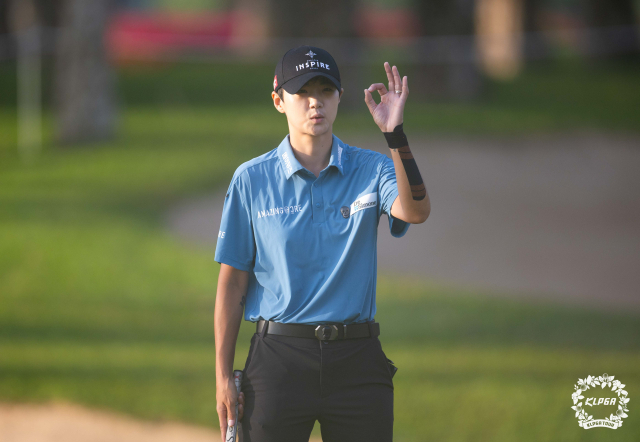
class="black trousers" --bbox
[239,323,395,442]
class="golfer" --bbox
[214,45,430,442]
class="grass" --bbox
[1,270,638,441]
[0,59,639,440]
[375,278,639,441]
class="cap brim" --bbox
[281,72,341,94]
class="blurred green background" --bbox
[2,0,640,440]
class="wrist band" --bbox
[383,122,426,201]
[383,123,408,149]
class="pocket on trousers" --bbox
[386,357,398,379]
[374,338,397,381]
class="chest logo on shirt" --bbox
[340,206,350,218]
[257,204,303,219]
[348,192,377,216]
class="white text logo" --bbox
[296,59,331,72]
[571,374,629,429]
[349,192,377,216]
[282,152,293,175]
[257,205,303,219]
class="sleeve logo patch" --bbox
[349,192,377,216]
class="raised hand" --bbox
[364,62,409,132]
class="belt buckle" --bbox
[315,325,339,341]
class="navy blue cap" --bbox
[274,45,341,94]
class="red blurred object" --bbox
[106,10,236,65]
[354,7,421,40]
[106,7,420,66]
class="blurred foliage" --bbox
[0,58,639,440]
[118,59,640,134]
[1,58,639,134]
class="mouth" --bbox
[310,115,325,123]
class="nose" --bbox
[309,95,322,108]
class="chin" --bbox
[309,125,330,136]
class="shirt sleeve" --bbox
[214,169,256,271]
[378,153,410,238]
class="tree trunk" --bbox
[8,0,43,161]
[54,0,117,145]
[522,0,551,63]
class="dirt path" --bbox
[0,401,322,442]
[0,401,221,442]
[166,130,640,313]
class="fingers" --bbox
[367,83,388,97]
[227,401,236,428]
[384,61,395,93]
[216,380,244,441]
[389,66,402,92]
[384,63,409,98]
[218,392,239,430]
[364,88,377,114]
[217,405,227,439]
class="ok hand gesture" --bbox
[364,62,409,133]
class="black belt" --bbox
[256,319,380,341]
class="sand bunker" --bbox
[0,401,322,442]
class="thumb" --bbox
[364,89,376,113]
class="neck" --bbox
[288,128,333,177]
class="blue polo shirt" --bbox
[214,133,410,325]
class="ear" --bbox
[272,91,285,114]
[339,88,344,101]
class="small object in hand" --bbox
[225,370,243,442]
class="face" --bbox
[272,77,344,137]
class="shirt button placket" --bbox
[311,179,324,223]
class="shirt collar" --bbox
[328,134,346,176]
[277,133,345,179]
